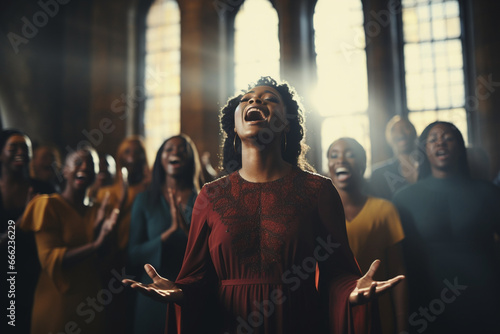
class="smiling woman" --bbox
[20,147,120,334]
[220,76,313,174]
[328,138,409,334]
[124,77,405,334]
[0,129,55,334]
[128,134,202,334]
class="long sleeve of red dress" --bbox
[315,179,379,334]
[165,168,379,334]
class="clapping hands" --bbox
[167,188,189,235]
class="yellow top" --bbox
[346,196,405,334]
[21,194,104,334]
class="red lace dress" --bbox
[166,168,378,334]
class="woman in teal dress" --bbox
[128,134,203,334]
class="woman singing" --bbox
[124,77,404,334]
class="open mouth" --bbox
[245,107,267,122]
[335,166,351,182]
[13,156,25,163]
[436,150,449,159]
[75,172,88,183]
[169,158,182,167]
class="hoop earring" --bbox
[282,133,287,152]
[233,135,239,153]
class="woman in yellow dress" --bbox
[21,147,119,334]
[328,137,409,334]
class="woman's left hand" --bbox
[349,259,405,306]
[123,264,184,304]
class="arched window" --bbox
[234,0,280,93]
[402,0,468,142]
[143,0,181,162]
[314,0,370,174]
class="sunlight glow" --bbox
[314,0,371,174]
[144,0,181,164]
[234,0,280,93]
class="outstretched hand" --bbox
[123,264,184,304]
[349,259,405,306]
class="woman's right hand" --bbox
[122,264,184,304]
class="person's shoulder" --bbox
[133,191,149,204]
[28,193,49,207]
[199,172,233,196]
[367,196,394,208]
[471,178,499,189]
[21,194,61,231]
[297,170,343,204]
[468,178,500,198]
[293,170,337,200]
[371,158,398,176]
[203,172,232,187]
[30,193,62,205]
[391,181,420,203]
[190,175,233,214]
[299,169,331,186]
[372,158,397,170]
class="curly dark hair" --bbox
[417,121,470,180]
[219,76,313,173]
